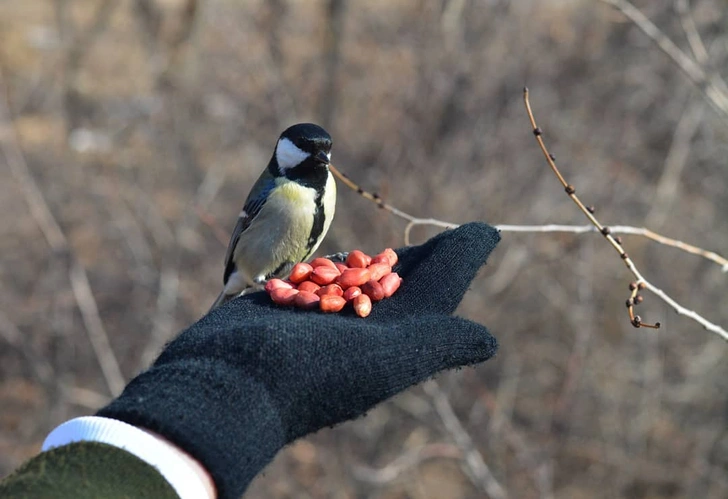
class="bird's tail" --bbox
[208,289,233,313]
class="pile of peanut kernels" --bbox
[265,249,402,317]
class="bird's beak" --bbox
[315,151,330,165]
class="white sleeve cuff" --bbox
[43,416,212,499]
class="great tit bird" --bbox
[209,123,336,310]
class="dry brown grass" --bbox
[1,0,727,497]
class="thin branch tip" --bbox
[523,88,726,340]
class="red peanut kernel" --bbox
[379,272,402,298]
[310,257,337,269]
[311,266,341,285]
[266,247,402,316]
[346,250,371,268]
[381,248,398,266]
[294,291,320,310]
[343,286,362,301]
[289,263,313,284]
[270,287,298,306]
[367,262,391,281]
[265,279,294,293]
[371,248,397,267]
[337,268,371,289]
[370,255,389,265]
[361,279,385,302]
[353,294,372,318]
[320,295,347,313]
[297,281,321,294]
[317,283,344,297]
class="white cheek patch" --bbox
[276,137,310,173]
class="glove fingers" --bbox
[290,315,497,432]
[155,311,497,439]
[385,315,498,372]
[257,313,498,440]
[374,222,500,318]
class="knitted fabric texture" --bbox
[97,222,501,499]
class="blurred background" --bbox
[1,0,727,497]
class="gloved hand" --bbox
[97,222,501,499]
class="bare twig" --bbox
[139,147,227,368]
[0,310,55,384]
[0,70,126,395]
[675,0,709,65]
[524,87,728,341]
[61,383,111,410]
[69,262,126,395]
[497,224,728,272]
[213,1,296,126]
[470,375,554,499]
[143,262,179,367]
[332,144,728,339]
[0,96,67,251]
[95,179,158,284]
[133,0,200,88]
[525,87,648,329]
[122,184,176,249]
[64,0,118,73]
[597,0,728,122]
[646,98,704,228]
[423,380,507,499]
[352,443,462,485]
[61,0,119,132]
[544,255,595,438]
[196,206,231,246]
[329,164,459,245]
[333,158,728,272]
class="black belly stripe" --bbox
[282,158,330,259]
[306,190,326,256]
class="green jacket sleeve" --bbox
[0,441,179,499]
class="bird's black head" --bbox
[274,123,332,175]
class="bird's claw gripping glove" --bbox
[97,222,501,499]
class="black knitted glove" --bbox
[97,222,500,499]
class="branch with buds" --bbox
[522,86,725,339]
[320,91,728,341]
[522,88,660,329]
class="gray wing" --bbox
[223,169,277,284]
